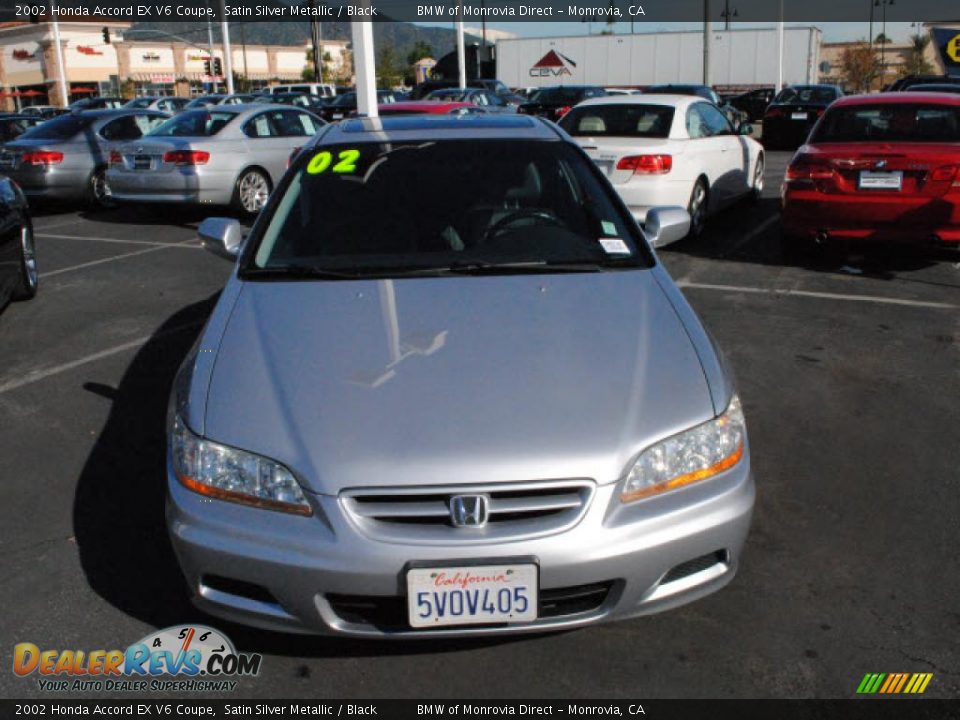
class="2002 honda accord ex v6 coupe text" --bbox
[167,114,755,638]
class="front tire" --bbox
[232,168,271,216]
[687,178,709,239]
[12,223,38,300]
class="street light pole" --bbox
[776,0,784,93]
[48,0,69,107]
[702,0,711,86]
[219,0,235,94]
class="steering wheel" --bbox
[483,209,565,241]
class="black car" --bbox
[643,84,749,129]
[761,85,843,150]
[728,87,775,122]
[0,115,41,143]
[267,92,331,111]
[517,86,607,120]
[0,176,37,308]
[904,83,960,95]
[886,74,960,92]
[319,90,401,121]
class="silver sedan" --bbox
[0,109,169,208]
[167,115,754,638]
[107,105,325,215]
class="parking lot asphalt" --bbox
[1,151,958,699]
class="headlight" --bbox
[621,395,746,503]
[171,415,312,516]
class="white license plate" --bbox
[407,563,538,628]
[859,170,903,190]
[791,112,808,120]
[594,159,613,175]
[0,156,14,168]
[133,155,152,170]
[332,113,343,120]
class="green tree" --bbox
[901,33,934,76]
[376,45,403,89]
[874,32,892,44]
[406,40,433,67]
[840,43,880,93]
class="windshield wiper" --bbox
[240,265,364,280]
[443,260,631,275]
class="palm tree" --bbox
[900,33,934,77]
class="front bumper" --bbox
[107,167,235,206]
[167,456,755,638]
[782,187,960,243]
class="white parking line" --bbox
[42,238,201,278]
[38,232,197,247]
[32,217,86,233]
[677,281,958,310]
[0,321,203,396]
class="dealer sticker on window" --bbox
[601,220,618,236]
[599,238,631,255]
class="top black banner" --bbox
[1,0,959,24]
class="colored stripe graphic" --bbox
[857,672,932,694]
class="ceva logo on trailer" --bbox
[530,50,577,77]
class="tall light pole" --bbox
[721,0,737,31]
[702,0,711,86]
[352,15,377,117]
[205,0,216,92]
[48,0,68,106]
[876,0,894,89]
[456,0,466,89]
[219,0,234,94]
[776,0,784,92]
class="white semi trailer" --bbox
[495,26,822,91]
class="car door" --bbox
[695,102,748,203]
[242,109,320,185]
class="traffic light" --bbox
[203,58,212,76]
[102,27,110,44]
[213,58,223,77]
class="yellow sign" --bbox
[948,33,960,63]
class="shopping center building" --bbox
[0,20,350,110]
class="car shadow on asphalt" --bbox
[664,196,960,283]
[78,204,237,230]
[71,296,534,659]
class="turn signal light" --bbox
[109,150,122,165]
[163,150,210,166]
[22,151,63,165]
[785,156,833,182]
[617,154,673,175]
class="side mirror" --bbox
[643,207,690,249]
[738,123,754,136]
[198,217,245,260]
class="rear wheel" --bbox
[12,223,38,300]
[86,166,113,210]
[232,168,271,216]
[687,178,709,239]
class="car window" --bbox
[19,114,93,140]
[686,105,709,139]
[244,112,277,138]
[274,110,315,137]
[775,87,838,105]
[812,104,960,143]
[291,85,310,94]
[149,110,236,137]
[99,115,147,141]
[488,93,506,107]
[135,114,166,134]
[295,112,322,135]
[249,140,650,274]
[561,104,675,138]
[696,103,733,136]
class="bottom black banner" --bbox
[1,700,958,720]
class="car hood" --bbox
[202,271,715,494]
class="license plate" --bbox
[791,112,808,120]
[859,170,903,190]
[594,159,613,175]
[332,113,343,120]
[133,155,151,170]
[407,563,538,628]
[0,155,14,169]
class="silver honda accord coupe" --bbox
[167,114,754,637]
[107,105,325,215]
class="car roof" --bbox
[322,114,556,143]
[573,94,705,110]
[832,92,960,107]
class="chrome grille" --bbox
[341,480,594,544]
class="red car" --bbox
[781,93,960,246]
[376,101,484,116]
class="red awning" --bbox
[19,89,44,97]
[70,87,98,94]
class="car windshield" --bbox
[812,104,960,143]
[560,104,675,138]
[148,110,236,137]
[18,114,94,140]
[332,93,357,107]
[125,98,154,108]
[186,96,220,108]
[775,87,837,105]
[531,88,585,104]
[246,139,649,277]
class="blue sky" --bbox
[415,21,925,43]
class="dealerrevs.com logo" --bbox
[13,625,261,692]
